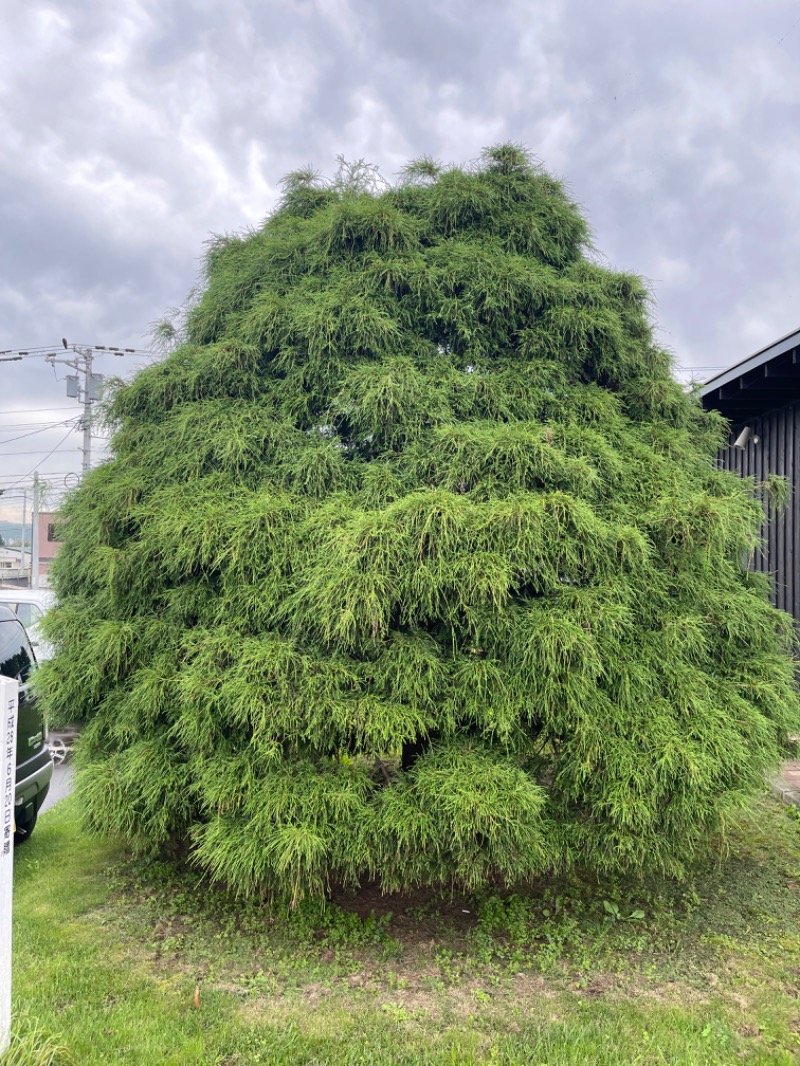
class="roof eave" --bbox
[699,326,800,397]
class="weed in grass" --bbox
[380,1002,412,1024]
[1,1012,72,1066]
[288,897,394,948]
[238,969,280,997]
[602,900,646,922]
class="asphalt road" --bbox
[41,761,74,814]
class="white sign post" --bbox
[0,676,18,1056]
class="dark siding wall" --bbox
[718,403,800,621]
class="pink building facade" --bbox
[37,512,63,585]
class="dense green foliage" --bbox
[39,146,800,901]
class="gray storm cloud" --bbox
[1,0,798,487]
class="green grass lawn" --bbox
[5,792,800,1065]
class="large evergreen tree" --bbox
[39,146,799,901]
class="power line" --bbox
[0,469,77,477]
[0,343,155,362]
[0,407,87,416]
[0,419,79,446]
[0,416,80,427]
[73,342,155,355]
[0,417,76,425]
[0,423,74,433]
[0,472,77,484]
[0,449,81,457]
[0,426,83,494]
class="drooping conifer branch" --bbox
[37,146,800,902]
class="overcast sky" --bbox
[1,0,799,516]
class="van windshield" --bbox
[14,603,43,627]
[0,618,34,684]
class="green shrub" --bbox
[38,145,800,901]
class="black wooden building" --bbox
[701,327,800,623]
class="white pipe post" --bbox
[0,676,18,1056]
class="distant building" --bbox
[36,512,63,587]
[0,546,30,583]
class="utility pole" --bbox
[0,340,145,482]
[18,491,26,582]
[31,473,40,591]
[81,346,93,475]
[47,344,103,475]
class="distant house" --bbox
[0,546,27,577]
[36,512,63,587]
[700,326,800,623]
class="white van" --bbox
[0,588,55,660]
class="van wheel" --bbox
[14,806,38,845]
